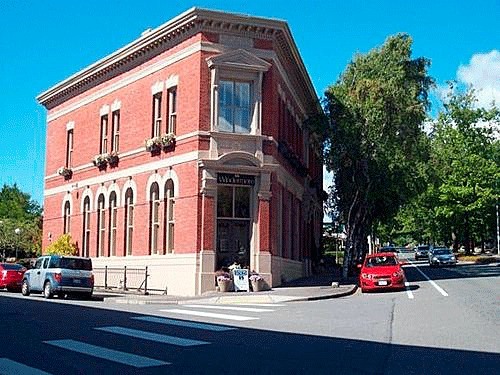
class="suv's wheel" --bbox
[43,281,53,299]
[21,280,30,296]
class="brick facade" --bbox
[38,8,324,296]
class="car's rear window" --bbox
[366,256,397,267]
[1,264,24,270]
[418,246,429,250]
[50,258,92,270]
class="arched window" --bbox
[149,182,160,255]
[82,197,90,257]
[108,192,117,256]
[164,179,175,253]
[124,188,134,256]
[63,201,71,234]
[96,194,106,257]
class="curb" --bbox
[288,285,358,302]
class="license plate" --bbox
[73,279,81,284]
[378,280,388,286]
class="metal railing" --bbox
[93,266,150,295]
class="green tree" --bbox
[429,85,499,253]
[45,234,78,256]
[324,34,434,277]
[0,184,42,259]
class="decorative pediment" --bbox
[206,49,271,72]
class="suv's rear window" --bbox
[49,258,92,271]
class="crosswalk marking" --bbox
[95,326,209,346]
[0,358,53,375]
[132,316,237,331]
[44,339,169,368]
[161,308,258,321]
[183,304,274,313]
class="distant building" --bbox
[37,8,324,296]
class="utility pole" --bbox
[496,202,499,256]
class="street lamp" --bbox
[14,228,21,260]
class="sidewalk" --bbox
[96,268,358,305]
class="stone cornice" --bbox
[36,7,318,114]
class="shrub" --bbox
[45,234,78,256]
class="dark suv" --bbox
[414,245,430,260]
[21,255,94,299]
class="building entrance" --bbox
[216,179,252,270]
[216,220,250,269]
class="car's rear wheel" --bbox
[43,281,53,299]
[21,280,30,296]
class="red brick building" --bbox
[37,8,324,296]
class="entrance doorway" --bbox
[216,184,252,270]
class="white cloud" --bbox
[456,50,500,108]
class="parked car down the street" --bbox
[358,252,405,293]
[428,248,457,267]
[0,263,27,292]
[22,255,94,299]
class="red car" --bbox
[358,252,405,293]
[0,263,27,292]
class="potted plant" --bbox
[161,133,176,150]
[57,166,72,179]
[106,151,119,167]
[92,153,108,169]
[145,136,162,153]
[215,270,232,292]
[249,272,264,292]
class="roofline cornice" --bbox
[37,7,318,111]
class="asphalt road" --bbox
[1,255,499,374]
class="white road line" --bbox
[183,304,274,313]
[236,303,286,307]
[161,308,258,321]
[407,261,449,297]
[404,281,414,299]
[0,358,53,375]
[95,326,209,346]
[44,339,169,368]
[131,316,237,331]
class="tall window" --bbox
[124,188,134,256]
[66,129,73,168]
[152,93,162,138]
[111,110,120,152]
[164,180,175,253]
[63,201,71,234]
[149,183,160,255]
[108,192,117,256]
[167,87,177,134]
[218,80,251,133]
[82,197,90,257]
[96,194,106,257]
[100,115,108,154]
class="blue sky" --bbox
[0,0,499,206]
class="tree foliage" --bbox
[45,234,78,256]
[0,184,42,259]
[323,34,434,277]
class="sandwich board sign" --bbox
[232,268,249,292]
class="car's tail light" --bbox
[54,273,62,283]
[90,274,94,286]
[361,273,373,279]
